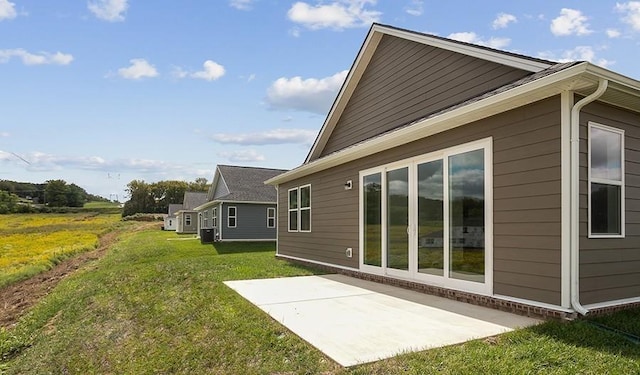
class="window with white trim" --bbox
[267,207,276,228]
[203,214,208,228]
[589,122,625,237]
[185,214,191,226]
[288,185,311,232]
[228,206,237,228]
[212,207,217,228]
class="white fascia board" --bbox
[377,24,552,73]
[216,200,276,205]
[193,200,218,212]
[266,63,593,186]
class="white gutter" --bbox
[570,78,609,316]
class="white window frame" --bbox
[185,214,191,226]
[228,206,237,228]
[288,185,312,233]
[358,137,493,295]
[588,122,625,238]
[267,207,276,228]
[212,207,218,228]
[203,214,208,228]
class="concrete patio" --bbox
[224,274,541,367]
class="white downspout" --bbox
[570,78,609,316]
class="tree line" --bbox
[122,178,209,217]
[0,179,109,214]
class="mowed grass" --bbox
[0,212,123,288]
[2,228,640,374]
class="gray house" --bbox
[175,192,207,234]
[164,203,182,231]
[195,165,287,242]
[266,24,640,318]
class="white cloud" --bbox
[0,49,74,65]
[217,150,265,162]
[447,32,511,49]
[540,46,614,68]
[88,0,128,22]
[229,0,254,10]
[117,58,158,80]
[550,8,592,36]
[287,0,381,30]
[191,60,225,81]
[0,132,9,137]
[0,0,16,21]
[173,60,226,81]
[210,128,317,146]
[0,150,190,174]
[492,13,517,29]
[606,28,622,38]
[616,1,640,31]
[405,0,423,16]
[265,70,348,114]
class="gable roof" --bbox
[182,192,207,210]
[305,23,556,164]
[266,25,640,186]
[205,165,287,204]
[168,203,183,216]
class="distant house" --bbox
[266,23,640,318]
[195,165,287,242]
[175,192,208,234]
[164,203,182,231]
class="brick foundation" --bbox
[278,255,639,320]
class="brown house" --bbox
[266,24,640,318]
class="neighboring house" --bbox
[195,165,287,242]
[175,192,207,234]
[266,23,640,318]
[164,203,182,231]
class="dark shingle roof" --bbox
[182,192,208,210]
[217,165,287,203]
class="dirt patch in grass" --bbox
[0,222,155,329]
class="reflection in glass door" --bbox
[363,173,382,267]
[387,167,409,271]
[417,160,444,276]
[449,149,485,283]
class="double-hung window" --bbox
[212,207,217,227]
[288,185,311,232]
[589,122,625,237]
[267,207,276,228]
[185,214,191,226]
[228,206,237,228]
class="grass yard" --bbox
[1,227,639,374]
[0,212,123,288]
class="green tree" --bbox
[45,180,69,207]
[0,190,19,214]
[66,183,88,207]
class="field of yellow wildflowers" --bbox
[0,213,122,288]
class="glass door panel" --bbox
[417,160,444,276]
[387,167,409,271]
[363,173,382,266]
[449,149,485,283]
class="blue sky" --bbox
[1,0,639,201]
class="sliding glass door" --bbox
[360,138,491,294]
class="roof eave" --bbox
[267,63,599,185]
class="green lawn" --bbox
[1,228,639,374]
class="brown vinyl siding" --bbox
[317,34,532,159]
[279,96,563,305]
[578,100,640,305]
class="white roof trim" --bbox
[378,24,552,73]
[268,62,640,185]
